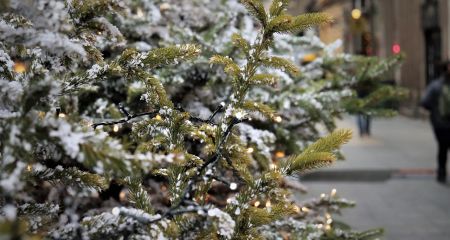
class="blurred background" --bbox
[280,0,450,239]
[280,0,448,117]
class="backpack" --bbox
[438,83,450,122]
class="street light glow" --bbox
[351,8,362,20]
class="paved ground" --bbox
[297,116,450,240]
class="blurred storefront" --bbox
[290,0,450,117]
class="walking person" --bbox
[421,61,450,183]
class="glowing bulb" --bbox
[226,198,232,204]
[302,53,317,63]
[254,201,260,207]
[58,113,66,118]
[155,114,162,120]
[246,147,254,154]
[331,188,337,197]
[159,3,171,11]
[112,207,120,216]
[301,207,310,212]
[351,8,362,20]
[317,224,323,229]
[27,165,32,172]
[113,125,119,132]
[275,151,285,158]
[269,163,277,170]
[265,200,271,208]
[327,218,333,224]
[119,189,127,202]
[230,182,237,190]
[14,61,26,73]
[136,7,144,18]
[293,205,300,213]
[320,193,326,198]
[274,116,282,123]
[325,224,331,230]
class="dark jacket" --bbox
[421,77,450,130]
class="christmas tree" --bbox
[0,0,403,239]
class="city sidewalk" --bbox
[297,116,450,240]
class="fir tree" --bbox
[0,0,403,239]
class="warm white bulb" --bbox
[58,113,66,118]
[112,207,120,216]
[230,182,237,190]
[113,125,119,132]
[274,116,282,123]
[331,188,337,197]
[265,200,271,208]
[301,207,310,212]
[136,8,144,18]
[269,163,277,170]
[246,147,254,154]
[254,201,260,207]
[119,189,127,202]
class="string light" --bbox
[317,224,323,229]
[301,207,310,212]
[27,165,32,172]
[246,147,254,154]
[136,7,144,18]
[265,200,271,208]
[269,163,277,170]
[320,193,326,198]
[112,207,120,216]
[226,198,232,204]
[302,53,317,63]
[13,61,26,73]
[155,114,162,120]
[113,125,119,132]
[275,151,285,158]
[331,188,337,197]
[119,189,127,202]
[229,182,237,190]
[159,3,171,11]
[254,201,260,207]
[293,205,300,213]
[274,116,282,123]
[58,113,66,118]
[325,224,331,230]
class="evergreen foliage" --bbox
[0,0,404,239]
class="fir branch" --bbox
[210,55,241,79]
[268,13,332,34]
[282,129,352,174]
[240,0,268,27]
[260,56,300,76]
[143,44,201,69]
[248,73,279,86]
[231,33,251,53]
[125,177,154,214]
[269,0,289,17]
